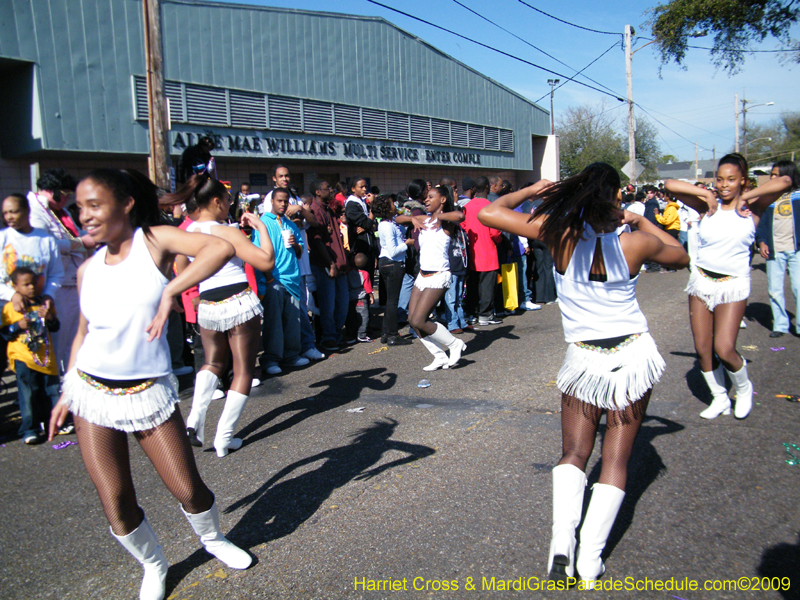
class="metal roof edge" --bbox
[163,0,548,114]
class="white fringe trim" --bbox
[414,270,452,290]
[62,370,179,433]
[685,268,750,311]
[557,332,665,409]
[197,288,263,331]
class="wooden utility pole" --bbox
[734,92,739,154]
[143,0,170,189]
[625,25,637,185]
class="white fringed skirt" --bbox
[197,287,263,332]
[557,332,665,410]
[63,369,179,432]
[686,267,750,311]
[414,270,452,291]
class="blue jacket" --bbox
[755,191,800,259]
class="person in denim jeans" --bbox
[756,160,800,337]
[1,267,61,444]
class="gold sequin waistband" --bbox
[77,370,157,395]
[199,286,254,306]
[575,333,641,355]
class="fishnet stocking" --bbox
[689,295,746,372]
[200,316,261,395]
[557,390,651,491]
[75,409,212,536]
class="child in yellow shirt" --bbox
[0,267,62,444]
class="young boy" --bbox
[1,267,62,444]
[346,252,374,343]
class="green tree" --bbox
[649,0,800,74]
[556,103,627,179]
[742,112,800,164]
[556,103,662,183]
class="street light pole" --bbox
[547,78,560,135]
[625,25,636,185]
[741,99,774,159]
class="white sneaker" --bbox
[251,378,262,388]
[265,363,282,375]
[301,347,326,361]
[739,319,747,329]
[522,301,542,311]
[285,356,310,368]
[211,388,226,400]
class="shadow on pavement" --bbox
[746,301,775,331]
[758,533,800,600]
[587,415,685,561]
[227,418,433,546]
[234,368,397,446]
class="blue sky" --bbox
[214,0,800,163]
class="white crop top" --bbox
[418,218,451,272]
[185,221,248,293]
[76,228,171,379]
[555,224,649,343]
[694,208,755,277]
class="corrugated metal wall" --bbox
[0,0,548,165]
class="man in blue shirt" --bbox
[252,187,309,375]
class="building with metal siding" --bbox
[0,0,554,198]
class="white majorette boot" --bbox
[428,322,467,368]
[418,335,449,371]
[575,483,625,589]
[213,390,248,457]
[726,360,753,419]
[699,365,731,419]
[547,464,586,581]
[185,370,220,447]
[111,516,169,600]
[181,500,252,569]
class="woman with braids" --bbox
[408,184,467,370]
[166,173,274,456]
[665,154,791,420]
[479,163,688,587]
[48,169,251,600]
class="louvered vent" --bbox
[450,122,468,147]
[185,86,227,126]
[468,124,484,149]
[133,76,148,120]
[334,105,361,137]
[484,128,500,151]
[362,108,387,139]
[164,81,185,122]
[269,96,302,131]
[230,90,266,129]
[410,116,431,144]
[303,100,334,134]
[387,113,409,141]
[431,119,450,146]
[500,129,514,152]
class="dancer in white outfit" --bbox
[407,185,467,370]
[665,153,792,420]
[48,169,252,600]
[167,174,275,457]
[479,163,689,588]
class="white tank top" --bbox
[555,224,649,343]
[418,217,451,272]
[76,228,171,379]
[694,208,755,277]
[185,221,248,293]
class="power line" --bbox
[516,0,620,36]
[364,0,626,102]
[534,41,620,103]
[635,36,792,53]
[633,103,731,142]
[636,104,714,152]
[450,0,621,98]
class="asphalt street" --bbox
[1,256,798,600]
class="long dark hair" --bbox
[429,184,458,237]
[164,172,228,209]
[81,169,161,233]
[532,162,621,246]
[406,179,427,202]
[773,159,800,190]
